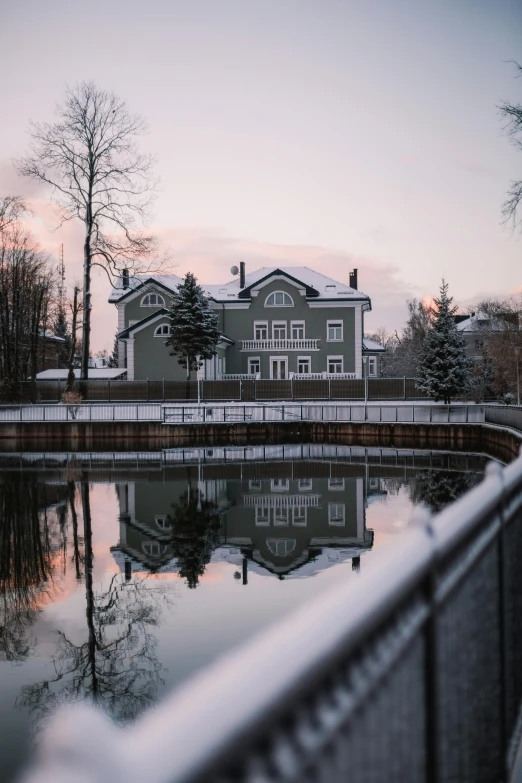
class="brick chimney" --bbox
[349,268,358,290]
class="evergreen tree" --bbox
[169,489,221,589]
[417,280,472,404]
[165,273,221,380]
[53,307,71,368]
[108,332,119,368]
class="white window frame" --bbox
[328,503,346,526]
[328,478,345,491]
[292,507,307,527]
[271,478,289,492]
[272,321,287,340]
[291,320,305,340]
[327,320,343,341]
[155,515,171,530]
[327,356,344,374]
[266,538,296,557]
[153,323,170,337]
[297,356,311,374]
[249,479,262,491]
[248,357,261,376]
[368,356,377,376]
[265,291,294,307]
[141,292,166,307]
[254,321,268,340]
[255,506,270,526]
[274,507,289,526]
[298,478,313,491]
[142,541,167,556]
[270,356,288,380]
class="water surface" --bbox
[0,444,488,781]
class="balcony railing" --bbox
[243,494,321,507]
[289,372,358,380]
[240,338,320,351]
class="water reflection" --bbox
[0,446,491,780]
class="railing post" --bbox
[162,378,165,402]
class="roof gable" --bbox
[238,268,319,299]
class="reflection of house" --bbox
[111,469,374,580]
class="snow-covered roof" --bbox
[363,337,386,353]
[455,311,503,333]
[36,368,127,380]
[109,267,370,304]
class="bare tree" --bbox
[16,81,166,379]
[499,62,522,231]
[0,220,56,401]
[0,196,27,234]
[64,286,82,395]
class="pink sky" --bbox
[2,0,521,352]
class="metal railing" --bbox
[0,402,486,424]
[486,405,522,431]
[23,449,522,783]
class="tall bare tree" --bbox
[499,62,522,231]
[16,81,164,379]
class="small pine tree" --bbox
[53,307,71,368]
[108,332,119,368]
[165,272,221,380]
[417,280,472,404]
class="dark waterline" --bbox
[0,446,490,781]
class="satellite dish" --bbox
[230,265,239,276]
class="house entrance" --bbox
[270,357,288,380]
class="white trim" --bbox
[250,274,307,296]
[264,291,294,308]
[269,356,289,380]
[326,319,343,342]
[307,301,365,308]
[124,312,170,337]
[272,321,287,339]
[140,292,166,307]
[126,338,135,380]
[327,355,344,373]
[298,478,313,491]
[368,356,377,376]
[117,303,125,333]
[153,323,171,337]
[328,478,345,491]
[297,356,311,374]
[254,320,269,340]
[292,507,307,527]
[355,304,362,377]
[328,502,345,526]
[290,320,305,339]
[248,357,261,375]
[356,478,364,540]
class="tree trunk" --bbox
[65,287,79,395]
[81,211,93,382]
[81,480,99,700]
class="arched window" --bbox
[154,324,170,337]
[266,538,296,557]
[265,291,294,307]
[141,292,165,307]
[142,541,167,557]
[155,515,171,530]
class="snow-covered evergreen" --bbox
[416,280,472,404]
[108,332,119,368]
[165,273,221,380]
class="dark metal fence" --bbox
[0,377,431,403]
[486,405,522,431]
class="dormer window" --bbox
[265,291,294,307]
[154,324,170,337]
[141,293,165,307]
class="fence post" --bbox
[329,378,331,401]
[108,379,111,403]
[240,379,243,402]
[147,379,150,402]
[404,377,406,400]
[162,378,165,402]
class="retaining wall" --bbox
[0,420,520,461]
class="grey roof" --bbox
[109,266,370,305]
[363,337,386,353]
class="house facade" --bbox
[110,265,382,380]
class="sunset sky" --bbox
[2,0,521,351]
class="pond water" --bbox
[0,444,490,781]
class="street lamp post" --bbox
[513,345,522,405]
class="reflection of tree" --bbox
[169,488,221,589]
[0,475,57,662]
[410,470,480,514]
[19,480,172,730]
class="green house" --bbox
[110,265,383,380]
